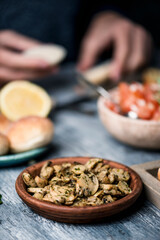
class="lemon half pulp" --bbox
[0,81,52,121]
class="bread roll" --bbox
[7,116,54,153]
[0,133,10,155]
[83,61,111,85]
[23,44,67,66]
[0,114,12,135]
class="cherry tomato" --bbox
[152,107,160,121]
[105,82,160,121]
[105,101,120,114]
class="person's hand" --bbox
[78,12,153,81]
[0,30,55,81]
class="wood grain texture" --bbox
[131,160,160,210]
[16,157,142,223]
[1,67,160,240]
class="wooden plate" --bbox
[15,157,142,224]
[131,160,160,210]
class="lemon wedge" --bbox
[0,81,52,121]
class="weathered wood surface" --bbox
[1,68,160,240]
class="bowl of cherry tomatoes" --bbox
[98,82,160,149]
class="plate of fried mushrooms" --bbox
[16,157,142,223]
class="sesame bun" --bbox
[0,133,10,155]
[23,44,67,65]
[0,114,13,135]
[7,116,54,153]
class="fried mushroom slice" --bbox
[33,192,44,200]
[44,185,50,193]
[76,172,99,197]
[43,193,55,203]
[117,181,132,195]
[85,158,103,171]
[72,164,86,175]
[97,170,110,184]
[99,164,110,172]
[108,168,130,183]
[108,172,115,183]
[61,163,72,169]
[61,163,73,176]
[102,195,115,204]
[35,176,48,188]
[22,173,37,187]
[92,162,103,173]
[93,190,104,198]
[49,176,70,186]
[100,184,121,196]
[53,165,62,177]
[87,196,103,206]
[27,187,45,194]
[50,185,76,205]
[40,161,54,180]
[72,197,88,207]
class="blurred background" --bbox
[0,0,160,81]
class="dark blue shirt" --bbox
[0,1,159,61]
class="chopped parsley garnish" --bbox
[75,168,80,170]
[0,194,3,204]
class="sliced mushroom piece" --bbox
[43,193,55,203]
[67,179,76,188]
[93,190,104,198]
[99,164,110,172]
[40,161,54,180]
[49,176,62,184]
[102,195,115,204]
[109,168,130,182]
[44,185,50,193]
[62,163,72,169]
[22,172,37,187]
[33,192,44,200]
[87,196,103,206]
[53,165,62,177]
[72,198,88,207]
[49,176,70,186]
[76,172,99,197]
[117,181,132,195]
[59,163,73,177]
[85,158,103,171]
[108,172,116,183]
[50,185,76,205]
[92,162,103,173]
[62,177,71,183]
[27,187,45,194]
[100,184,121,196]
[97,170,110,184]
[72,164,86,175]
[124,171,130,181]
[35,176,48,188]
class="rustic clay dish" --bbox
[98,96,160,149]
[15,157,142,224]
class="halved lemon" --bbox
[0,81,52,121]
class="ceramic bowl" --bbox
[98,96,160,149]
[15,157,142,224]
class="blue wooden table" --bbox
[1,67,160,240]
